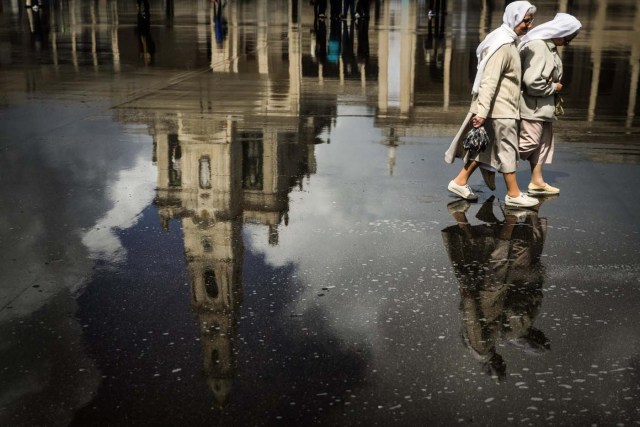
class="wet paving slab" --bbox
[1,0,640,425]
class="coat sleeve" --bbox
[475,46,509,118]
[521,42,556,97]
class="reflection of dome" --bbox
[208,377,234,409]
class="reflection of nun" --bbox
[442,197,550,381]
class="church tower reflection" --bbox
[153,117,244,408]
[150,111,316,407]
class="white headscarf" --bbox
[519,13,582,50]
[471,1,537,95]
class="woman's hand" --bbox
[471,115,485,128]
[548,76,563,92]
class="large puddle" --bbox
[1,1,639,425]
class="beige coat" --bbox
[470,43,522,119]
[445,43,521,164]
[519,40,563,121]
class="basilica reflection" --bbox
[149,115,315,406]
[442,197,555,380]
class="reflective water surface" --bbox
[1,0,639,425]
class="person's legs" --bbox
[494,119,538,207]
[317,0,327,16]
[519,119,545,186]
[448,160,479,200]
[528,121,559,194]
[503,172,521,198]
[453,160,479,186]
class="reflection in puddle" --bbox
[1,0,640,425]
[442,196,554,382]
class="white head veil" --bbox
[519,13,582,50]
[471,1,537,95]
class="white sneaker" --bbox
[505,193,538,208]
[448,180,478,200]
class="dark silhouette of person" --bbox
[314,15,328,65]
[135,0,155,65]
[442,196,553,381]
[313,0,327,18]
[327,16,341,65]
[356,0,369,19]
[136,0,150,18]
[342,0,355,20]
[329,0,342,20]
[341,20,357,77]
[165,0,174,27]
[356,11,369,72]
[212,0,228,47]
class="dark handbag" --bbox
[463,126,490,152]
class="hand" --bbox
[471,115,485,128]
[554,82,563,92]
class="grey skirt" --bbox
[445,116,520,173]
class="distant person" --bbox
[518,13,582,196]
[342,0,355,20]
[212,0,228,47]
[355,0,369,19]
[314,14,328,65]
[356,12,369,72]
[329,0,342,20]
[443,196,552,381]
[312,0,328,19]
[341,20,357,77]
[327,17,341,64]
[445,1,538,209]
[135,0,155,64]
[136,0,150,18]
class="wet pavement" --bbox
[1,0,639,425]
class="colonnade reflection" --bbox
[5,1,638,131]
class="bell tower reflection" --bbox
[151,108,315,407]
[153,116,244,408]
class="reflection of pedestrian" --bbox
[327,17,341,64]
[212,0,228,47]
[328,0,342,19]
[136,0,150,17]
[341,20,357,77]
[342,0,355,20]
[442,197,552,381]
[445,1,538,208]
[315,16,328,65]
[355,0,369,19]
[312,0,327,18]
[135,1,155,65]
[356,15,369,72]
[518,13,581,196]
